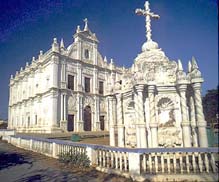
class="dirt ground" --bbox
[0,140,134,182]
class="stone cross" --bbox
[84,18,88,30]
[135,1,160,42]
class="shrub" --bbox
[58,150,90,168]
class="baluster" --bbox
[149,154,152,173]
[155,153,158,173]
[142,154,146,172]
[198,153,203,172]
[103,150,106,167]
[124,152,127,171]
[115,152,118,169]
[210,153,216,173]
[119,152,123,171]
[186,153,190,173]
[107,151,110,168]
[110,151,114,168]
[161,154,165,173]
[167,154,170,174]
[204,153,209,173]
[173,153,177,173]
[99,150,102,166]
[180,154,183,174]
[192,153,197,173]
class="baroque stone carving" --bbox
[84,95,94,107]
[100,99,106,112]
[68,95,77,111]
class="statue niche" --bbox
[157,97,182,147]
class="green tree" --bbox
[202,86,219,125]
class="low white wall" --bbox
[0,129,16,137]
[2,135,218,182]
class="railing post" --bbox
[18,137,21,147]
[52,142,58,158]
[128,152,141,175]
[86,146,97,165]
[30,139,33,150]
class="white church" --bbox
[8,1,208,148]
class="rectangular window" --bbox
[99,81,104,95]
[85,77,90,93]
[68,75,74,90]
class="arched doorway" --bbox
[84,105,91,131]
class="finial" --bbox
[191,56,198,70]
[104,56,107,63]
[32,57,35,62]
[83,18,88,31]
[40,50,43,55]
[20,67,23,71]
[76,25,81,33]
[39,50,43,60]
[26,62,29,67]
[60,38,65,49]
[16,71,18,75]
[110,58,114,64]
[52,37,59,52]
[188,61,192,72]
[53,38,57,44]
[177,59,183,71]
[136,1,160,42]
[10,75,13,79]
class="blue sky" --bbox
[0,0,218,119]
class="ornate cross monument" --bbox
[135,1,160,42]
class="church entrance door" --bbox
[100,116,104,131]
[84,106,91,131]
[67,115,74,132]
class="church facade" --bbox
[8,20,123,133]
[8,1,208,148]
[107,1,208,148]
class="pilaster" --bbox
[192,82,208,147]
[190,96,198,147]
[135,85,147,148]
[116,93,124,147]
[148,85,158,147]
[178,84,191,147]
[108,95,115,146]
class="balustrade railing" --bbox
[2,135,218,181]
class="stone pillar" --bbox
[76,94,83,131]
[178,84,192,147]
[60,62,66,89]
[116,93,124,147]
[190,96,198,147]
[93,68,98,94]
[76,63,82,91]
[94,96,100,131]
[60,93,67,131]
[148,85,158,148]
[108,96,115,146]
[51,93,58,127]
[51,55,59,88]
[192,82,208,147]
[135,85,147,148]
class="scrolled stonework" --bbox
[84,95,94,107]
[100,99,106,113]
[68,95,77,111]
[158,127,182,147]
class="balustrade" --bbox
[2,134,218,181]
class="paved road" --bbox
[0,140,132,182]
